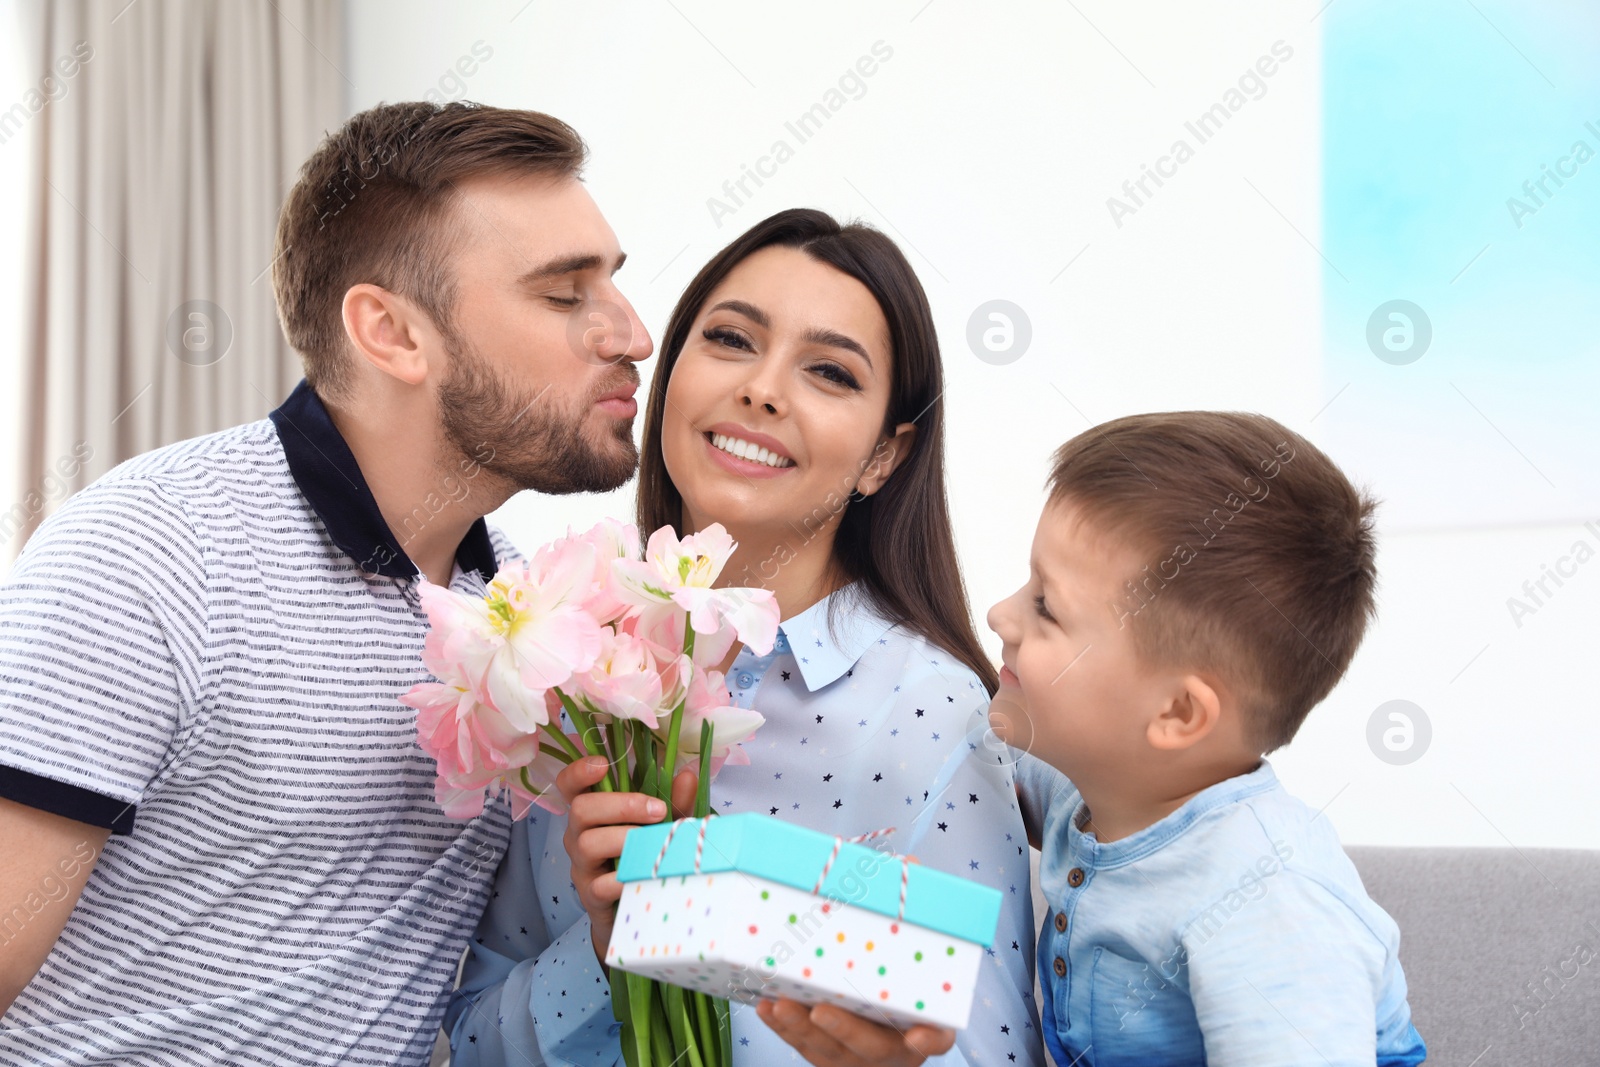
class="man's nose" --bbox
[606,290,654,364]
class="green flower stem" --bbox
[538,719,584,763]
[555,688,616,792]
[692,708,722,1065]
[657,617,697,808]
[630,718,652,792]
[692,990,717,1067]
[714,995,732,1065]
[662,983,706,1067]
[647,983,674,1066]
[609,969,640,1067]
[658,702,685,807]
[606,716,628,794]
[695,719,713,818]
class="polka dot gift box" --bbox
[608,812,1002,1030]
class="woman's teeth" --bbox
[710,432,794,469]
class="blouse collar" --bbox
[776,582,898,691]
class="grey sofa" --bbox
[1347,847,1599,1067]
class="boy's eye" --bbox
[1033,594,1055,622]
[810,362,861,390]
[703,326,753,352]
[546,295,581,309]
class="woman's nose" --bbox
[739,364,784,415]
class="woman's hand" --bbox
[556,756,698,966]
[756,998,956,1067]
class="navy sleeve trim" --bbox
[0,764,137,835]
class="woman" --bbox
[447,210,1042,1067]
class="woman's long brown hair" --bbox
[635,208,999,695]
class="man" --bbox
[0,101,652,1064]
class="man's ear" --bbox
[341,283,436,387]
[1146,673,1223,752]
[856,422,918,497]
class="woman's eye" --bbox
[811,362,861,390]
[703,326,753,352]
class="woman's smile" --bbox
[701,422,797,478]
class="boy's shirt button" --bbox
[1067,867,1086,887]
[1054,911,1068,933]
[1052,956,1067,978]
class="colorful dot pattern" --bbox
[607,871,984,1031]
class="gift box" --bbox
[608,813,1002,1030]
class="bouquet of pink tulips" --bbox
[401,518,780,1067]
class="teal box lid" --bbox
[616,813,1002,949]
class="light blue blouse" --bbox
[446,583,1045,1066]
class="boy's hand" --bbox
[756,998,956,1067]
[556,756,697,967]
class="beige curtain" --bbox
[14,0,344,555]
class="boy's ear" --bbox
[1146,674,1223,751]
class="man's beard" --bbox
[437,339,640,496]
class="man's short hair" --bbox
[272,101,586,396]
[1047,411,1378,751]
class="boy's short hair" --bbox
[1047,411,1377,752]
[273,101,587,399]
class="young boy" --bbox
[989,412,1426,1067]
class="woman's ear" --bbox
[342,283,435,387]
[855,421,918,497]
[1146,673,1223,751]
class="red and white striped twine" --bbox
[650,817,703,878]
[812,826,898,894]
[896,852,909,921]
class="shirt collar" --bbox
[1066,759,1279,869]
[268,379,497,583]
[777,582,897,691]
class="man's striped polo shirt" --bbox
[0,380,514,1066]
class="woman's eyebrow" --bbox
[707,299,769,328]
[802,326,872,369]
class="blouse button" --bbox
[1067,867,1086,888]
[1054,911,1068,933]
[736,671,756,689]
[1052,956,1067,978]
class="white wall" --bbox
[340,0,1597,850]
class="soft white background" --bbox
[3,0,1594,850]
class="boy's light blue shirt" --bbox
[1016,757,1426,1067]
